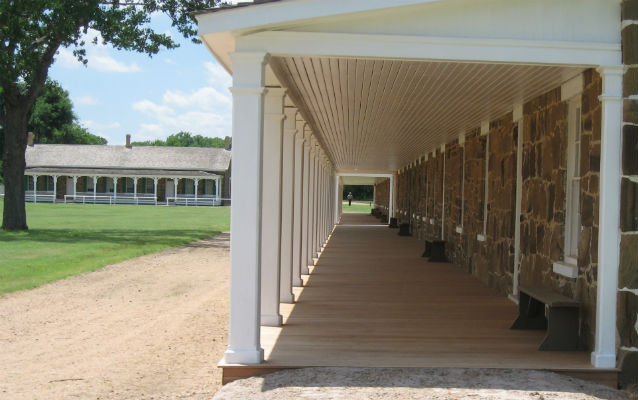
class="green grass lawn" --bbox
[342,201,373,214]
[0,199,230,295]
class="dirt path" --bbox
[0,234,230,400]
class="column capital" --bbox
[230,51,269,93]
[597,65,624,100]
[284,107,298,134]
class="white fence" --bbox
[165,196,223,206]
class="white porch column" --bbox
[591,66,624,369]
[224,51,268,364]
[260,86,286,326]
[389,173,395,222]
[300,128,312,275]
[306,139,317,266]
[72,176,78,199]
[280,106,297,303]
[52,175,57,202]
[292,121,306,286]
[153,178,158,205]
[112,177,118,201]
[334,174,342,225]
[173,178,178,200]
[93,176,98,201]
[194,178,199,203]
[216,177,221,202]
[133,177,138,200]
[32,175,37,203]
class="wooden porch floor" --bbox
[223,213,616,386]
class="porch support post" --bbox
[389,173,395,223]
[52,175,57,202]
[260,86,286,326]
[113,177,118,201]
[216,177,221,202]
[93,176,98,201]
[153,178,158,205]
[300,128,312,275]
[306,138,317,265]
[32,175,37,203]
[194,178,199,204]
[133,177,138,200]
[591,65,624,369]
[224,51,268,364]
[280,106,297,303]
[292,120,306,286]
[173,178,178,200]
[72,176,78,199]
[334,174,341,225]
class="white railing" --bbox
[64,194,157,205]
[25,192,56,203]
[165,196,222,206]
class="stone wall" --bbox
[389,74,606,349]
[373,178,390,213]
[618,0,638,386]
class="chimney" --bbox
[224,136,231,150]
[27,132,34,147]
[126,134,132,148]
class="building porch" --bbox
[221,214,618,386]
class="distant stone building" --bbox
[23,137,231,205]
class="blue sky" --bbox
[49,13,233,145]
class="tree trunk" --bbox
[1,103,29,230]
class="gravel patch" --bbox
[213,367,631,400]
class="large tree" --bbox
[0,0,219,230]
[0,80,107,183]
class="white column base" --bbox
[280,292,295,304]
[261,313,283,327]
[224,348,264,365]
[590,351,616,368]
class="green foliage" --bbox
[343,185,374,201]
[28,80,107,145]
[0,199,230,294]
[132,131,229,148]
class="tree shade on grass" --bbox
[342,201,373,214]
[0,199,230,295]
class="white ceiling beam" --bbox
[235,31,621,67]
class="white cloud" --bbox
[55,29,141,73]
[132,100,175,116]
[90,54,141,73]
[82,120,121,130]
[205,61,232,90]
[73,95,100,105]
[131,75,232,142]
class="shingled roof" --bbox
[25,144,231,174]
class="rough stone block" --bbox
[625,99,638,125]
[617,291,638,348]
[618,350,638,388]
[619,234,638,289]
[624,66,638,97]
[622,24,638,65]
[620,178,638,232]
[623,125,638,176]
[622,0,638,20]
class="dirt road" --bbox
[0,234,229,400]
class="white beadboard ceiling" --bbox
[270,56,583,173]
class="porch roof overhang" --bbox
[24,167,222,179]
[196,0,622,173]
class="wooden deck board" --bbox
[223,214,617,386]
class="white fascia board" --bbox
[236,31,621,67]
[196,0,440,36]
